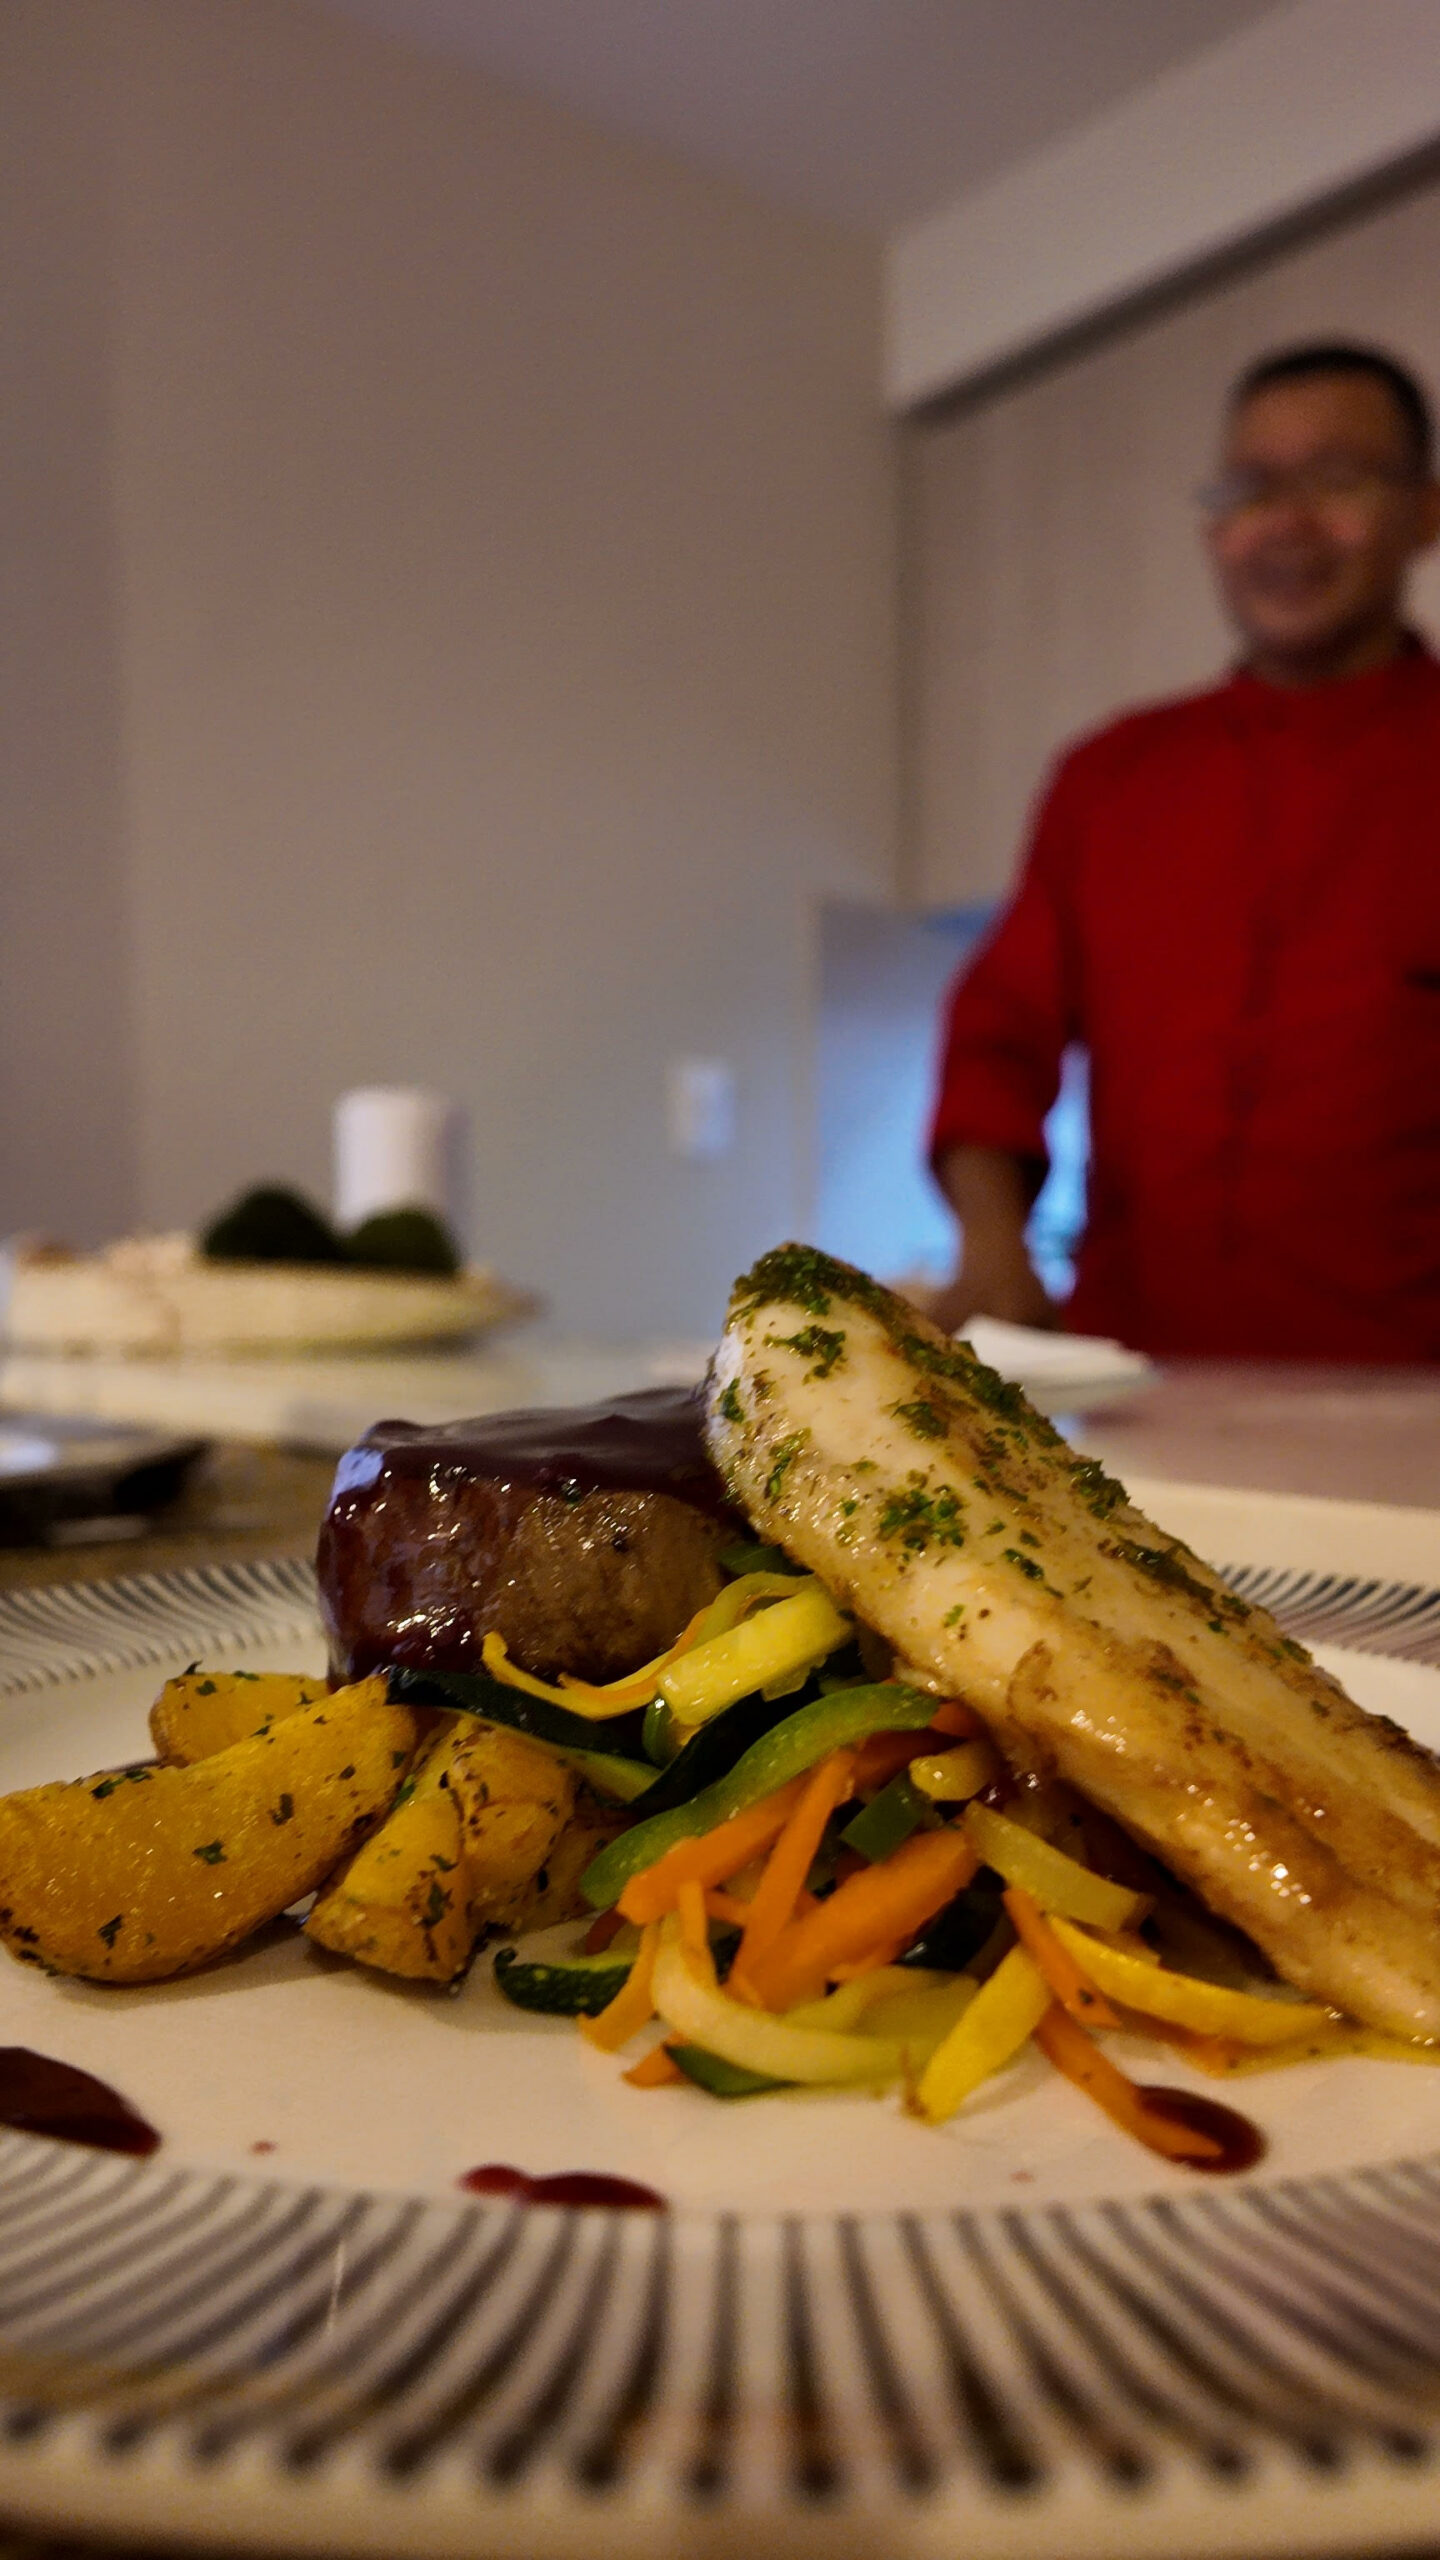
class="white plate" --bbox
[960,1317,1159,1412]
[0,1510,1438,2559]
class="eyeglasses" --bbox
[1195,459,1423,522]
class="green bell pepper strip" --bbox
[840,1770,942,1865]
[717,1541,792,1577]
[580,1679,937,1909]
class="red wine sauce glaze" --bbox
[459,2162,666,2209]
[0,2048,160,2157]
[1140,2085,1266,2173]
[328,1385,730,1512]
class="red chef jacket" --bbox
[929,642,1440,1359]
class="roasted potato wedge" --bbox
[306,1715,475,1981]
[498,1790,628,1936]
[0,1677,423,1982]
[448,1721,576,1931]
[151,1668,328,1766]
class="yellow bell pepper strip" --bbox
[1002,1886,1122,2030]
[963,1803,1148,1931]
[1033,2005,1224,2165]
[578,1919,662,2053]
[617,1778,809,1925]
[744,1828,980,2013]
[916,1944,1051,2122]
[1045,1915,1334,2044]
[656,1585,852,1730]
[580,1680,939,1911]
[729,1751,857,1998]
[650,1919,907,2086]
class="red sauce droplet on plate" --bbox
[0,2047,159,2157]
[1139,2085,1266,2173]
[459,2161,665,2209]
[459,2162,529,2196]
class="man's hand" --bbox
[927,1145,1058,1336]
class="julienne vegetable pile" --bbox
[1,1244,1437,2172]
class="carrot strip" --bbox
[729,1751,856,1996]
[929,1700,980,1738]
[745,1829,980,2011]
[1034,2005,1224,2162]
[828,1937,908,1982]
[1003,1886,1122,2030]
[851,1729,938,1789]
[676,1878,714,1979]
[583,1908,626,1955]
[704,1889,755,1928]
[1121,2012,1255,2076]
[579,1920,661,2053]
[623,2039,684,2088]
[849,1718,976,1790]
[617,1777,808,1924]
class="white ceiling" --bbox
[315,0,1294,236]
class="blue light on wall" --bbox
[814,900,1087,1295]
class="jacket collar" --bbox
[1222,631,1440,733]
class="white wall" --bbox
[0,6,137,1244]
[888,0,1440,407]
[5,0,896,1339]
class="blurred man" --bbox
[928,342,1440,1358]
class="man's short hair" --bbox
[1231,342,1434,474]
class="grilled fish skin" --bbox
[706,1246,1440,2041]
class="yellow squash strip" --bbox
[657,1584,852,1729]
[1158,2020,1440,2076]
[1002,1885,1121,2030]
[785,1965,929,2033]
[907,1739,1002,1801]
[683,1571,811,1645]
[1046,1916,1335,2045]
[481,1624,706,1718]
[916,1944,1051,2123]
[963,1803,1148,1931]
[579,1919,662,2052]
[849,1973,978,2055]
[651,1920,907,2085]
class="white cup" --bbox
[333,1088,457,1229]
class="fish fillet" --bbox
[705,1246,1440,2041]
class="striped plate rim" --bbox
[0,1557,1437,2559]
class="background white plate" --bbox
[0,1497,1437,2559]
